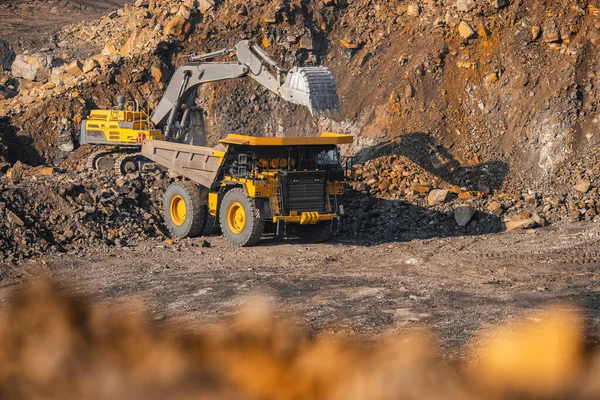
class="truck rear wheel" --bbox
[219,188,264,247]
[163,181,206,238]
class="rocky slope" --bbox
[1,0,600,253]
[2,0,600,179]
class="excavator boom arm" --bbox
[150,63,248,128]
[150,40,340,139]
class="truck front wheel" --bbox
[219,188,264,247]
[163,181,206,238]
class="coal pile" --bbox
[0,170,169,263]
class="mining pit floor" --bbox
[3,221,599,355]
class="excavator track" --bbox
[86,147,140,172]
[86,148,120,171]
[114,152,145,175]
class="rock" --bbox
[6,161,24,182]
[198,0,215,14]
[177,5,192,20]
[433,17,446,28]
[458,191,482,200]
[489,0,507,8]
[532,213,546,227]
[532,26,541,40]
[478,26,491,39]
[22,166,55,178]
[7,211,24,227]
[58,130,75,152]
[82,59,99,74]
[164,16,192,40]
[485,72,498,84]
[102,44,120,57]
[340,39,359,50]
[454,0,475,12]
[574,180,591,193]
[150,65,163,83]
[542,22,560,43]
[300,35,315,51]
[458,21,476,39]
[407,3,420,17]
[486,201,503,215]
[0,39,15,72]
[412,184,430,194]
[456,61,476,69]
[353,182,367,192]
[427,189,449,206]
[504,215,537,231]
[11,54,54,81]
[591,33,600,47]
[120,29,141,57]
[454,206,476,227]
[65,60,84,77]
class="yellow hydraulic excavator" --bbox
[81,39,353,246]
[81,40,340,174]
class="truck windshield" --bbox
[316,149,340,167]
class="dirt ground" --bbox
[3,221,599,355]
[0,0,130,50]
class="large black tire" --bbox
[219,188,264,247]
[299,221,334,243]
[163,181,206,238]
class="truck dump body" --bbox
[141,140,224,188]
[141,133,353,189]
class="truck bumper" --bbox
[272,212,339,225]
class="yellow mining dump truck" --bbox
[141,132,353,246]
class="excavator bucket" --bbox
[279,67,340,116]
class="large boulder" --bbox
[0,39,15,72]
[11,54,55,81]
[164,16,192,40]
[454,205,476,227]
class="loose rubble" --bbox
[1,0,600,256]
[0,168,169,262]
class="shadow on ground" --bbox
[0,117,43,166]
[354,132,509,193]
[250,194,505,247]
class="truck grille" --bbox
[279,171,327,214]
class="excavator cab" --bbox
[173,107,206,146]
